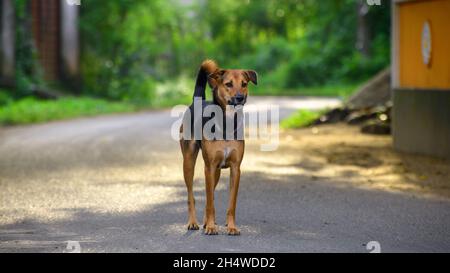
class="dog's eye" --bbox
[242,82,248,88]
[225,82,233,88]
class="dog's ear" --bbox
[243,70,258,85]
[208,69,226,88]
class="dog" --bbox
[180,60,257,235]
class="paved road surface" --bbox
[0,97,449,253]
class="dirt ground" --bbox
[247,123,450,201]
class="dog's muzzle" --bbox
[228,94,247,106]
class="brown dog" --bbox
[180,60,257,235]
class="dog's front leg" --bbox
[226,163,241,235]
[204,165,219,235]
[203,168,221,228]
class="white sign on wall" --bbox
[421,21,432,66]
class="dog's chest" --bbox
[219,147,232,168]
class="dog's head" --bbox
[208,69,258,108]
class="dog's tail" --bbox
[193,59,219,100]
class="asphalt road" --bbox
[0,96,449,253]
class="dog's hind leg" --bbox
[181,139,200,230]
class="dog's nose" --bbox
[235,94,245,103]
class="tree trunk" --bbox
[60,0,80,92]
[356,0,370,57]
[0,0,15,86]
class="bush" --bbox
[0,90,13,106]
[281,109,323,129]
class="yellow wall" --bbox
[399,0,450,89]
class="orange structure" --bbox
[397,0,450,89]
[392,0,450,158]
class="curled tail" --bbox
[193,59,218,100]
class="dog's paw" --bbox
[204,225,219,235]
[227,226,240,236]
[203,222,217,229]
[187,222,200,230]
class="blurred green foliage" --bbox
[0,89,13,106]
[281,109,324,129]
[79,0,390,101]
[5,0,390,108]
[13,0,45,97]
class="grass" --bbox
[0,97,136,125]
[281,109,324,129]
